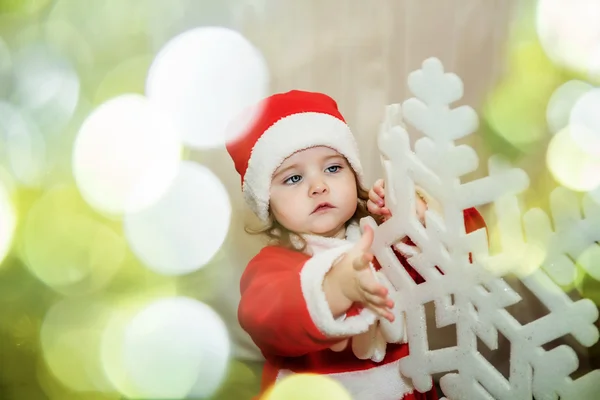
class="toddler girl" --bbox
[226,90,485,399]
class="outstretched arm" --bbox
[238,236,391,358]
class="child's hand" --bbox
[368,179,428,225]
[367,179,391,220]
[342,226,395,322]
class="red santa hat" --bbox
[226,90,364,222]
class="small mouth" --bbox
[312,203,334,214]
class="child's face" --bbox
[269,146,358,238]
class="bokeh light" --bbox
[0,0,52,15]
[0,101,47,187]
[40,298,116,393]
[592,185,600,206]
[569,87,600,157]
[577,244,600,282]
[93,55,153,105]
[536,0,600,80]
[10,43,80,132]
[46,0,149,59]
[22,186,127,296]
[1,1,599,399]
[546,80,593,135]
[73,94,182,216]
[100,279,179,398]
[121,296,230,399]
[0,169,17,265]
[579,270,600,307]
[146,26,269,149]
[262,373,352,400]
[546,127,600,192]
[0,35,12,98]
[38,19,96,70]
[485,221,548,280]
[483,41,562,152]
[124,161,231,276]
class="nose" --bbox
[309,179,328,196]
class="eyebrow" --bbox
[273,154,345,179]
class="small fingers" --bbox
[367,200,383,215]
[359,277,388,297]
[368,305,395,322]
[368,189,384,208]
[356,227,374,253]
[374,179,385,199]
[362,290,394,309]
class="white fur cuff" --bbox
[300,245,376,337]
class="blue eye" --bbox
[284,175,302,185]
[326,165,341,173]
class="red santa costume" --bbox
[226,90,486,399]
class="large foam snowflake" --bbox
[361,58,600,400]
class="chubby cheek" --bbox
[334,173,358,211]
[270,189,307,228]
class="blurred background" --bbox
[0,0,599,399]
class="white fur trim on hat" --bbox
[243,112,363,222]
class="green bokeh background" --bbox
[0,0,599,399]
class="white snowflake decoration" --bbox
[361,58,600,400]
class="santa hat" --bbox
[226,90,364,222]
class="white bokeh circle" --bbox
[122,297,230,399]
[546,127,600,192]
[124,161,231,275]
[546,80,593,135]
[536,0,600,78]
[72,94,182,216]
[146,26,269,149]
[569,88,600,157]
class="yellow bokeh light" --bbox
[40,297,117,393]
[0,0,52,15]
[483,41,562,151]
[578,272,600,307]
[546,127,600,192]
[0,169,17,266]
[576,243,600,282]
[262,373,352,400]
[94,55,153,105]
[21,186,127,295]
